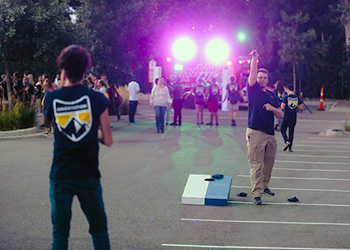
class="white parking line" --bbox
[231,185,350,193]
[294,145,349,148]
[307,137,350,141]
[278,154,350,159]
[301,141,350,145]
[181,218,350,226]
[228,201,350,208]
[162,243,350,249]
[275,160,350,165]
[238,175,350,181]
[286,149,350,153]
[274,167,350,173]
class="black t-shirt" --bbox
[173,85,183,100]
[207,84,220,102]
[282,94,303,119]
[226,82,240,104]
[14,79,24,92]
[248,83,280,135]
[28,84,35,95]
[44,84,109,179]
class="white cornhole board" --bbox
[182,174,232,206]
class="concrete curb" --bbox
[318,129,350,136]
[0,126,43,139]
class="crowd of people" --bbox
[0,71,123,134]
[144,74,245,133]
[0,72,59,113]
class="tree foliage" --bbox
[1,0,350,99]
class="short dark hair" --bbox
[257,68,269,76]
[229,75,236,82]
[14,72,21,79]
[286,84,293,91]
[56,45,91,83]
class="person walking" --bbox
[128,75,140,124]
[281,84,303,152]
[223,75,244,126]
[206,77,220,126]
[150,77,171,133]
[192,78,206,125]
[170,78,183,126]
[246,50,283,205]
[43,45,113,250]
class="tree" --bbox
[268,10,317,92]
[0,0,78,109]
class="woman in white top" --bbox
[150,77,171,133]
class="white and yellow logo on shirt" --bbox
[53,96,92,142]
[287,97,298,109]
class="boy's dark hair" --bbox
[56,45,91,83]
[229,75,236,82]
[286,84,293,91]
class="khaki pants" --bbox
[246,128,277,197]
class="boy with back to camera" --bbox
[43,45,113,250]
[281,84,303,152]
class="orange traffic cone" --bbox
[318,85,325,111]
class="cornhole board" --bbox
[182,174,232,206]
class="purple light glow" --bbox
[172,37,197,62]
[205,39,230,64]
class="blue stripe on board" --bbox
[205,176,232,206]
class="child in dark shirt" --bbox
[43,45,113,250]
[281,84,303,152]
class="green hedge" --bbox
[0,103,36,131]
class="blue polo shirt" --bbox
[247,83,280,135]
[44,84,109,179]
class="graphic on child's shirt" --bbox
[229,84,238,92]
[287,96,298,109]
[211,85,219,95]
[196,86,204,96]
[53,96,92,142]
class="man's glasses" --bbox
[257,77,268,80]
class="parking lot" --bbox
[1,100,350,249]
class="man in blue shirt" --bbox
[246,50,283,205]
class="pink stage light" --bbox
[172,37,196,62]
[205,39,230,64]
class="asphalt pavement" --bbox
[1,99,350,250]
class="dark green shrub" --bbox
[0,103,36,131]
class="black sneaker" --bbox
[253,197,262,205]
[232,120,236,126]
[169,122,177,126]
[206,122,213,126]
[263,188,275,197]
[283,141,291,151]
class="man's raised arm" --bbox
[248,50,259,86]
